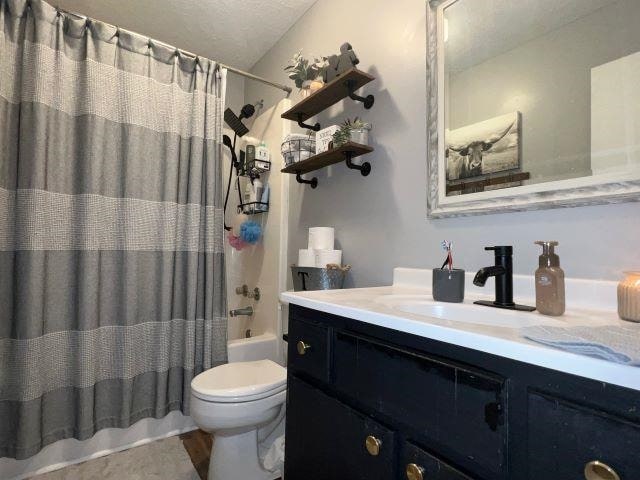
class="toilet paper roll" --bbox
[308,227,335,250]
[315,249,342,268]
[298,249,317,267]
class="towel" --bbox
[521,324,640,365]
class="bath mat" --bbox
[29,435,200,480]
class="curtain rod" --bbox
[220,64,292,94]
[55,6,293,94]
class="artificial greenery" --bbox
[332,117,372,147]
[284,50,327,89]
[341,117,371,130]
[331,127,351,147]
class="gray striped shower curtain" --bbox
[0,0,227,459]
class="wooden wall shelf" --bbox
[281,142,374,188]
[281,68,375,131]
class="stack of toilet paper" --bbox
[297,227,343,268]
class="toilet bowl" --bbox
[190,359,287,480]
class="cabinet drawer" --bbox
[527,392,640,480]
[285,376,395,479]
[287,317,331,383]
[401,442,474,480]
[334,332,506,479]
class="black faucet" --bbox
[473,246,535,311]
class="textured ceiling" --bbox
[54,0,317,70]
[445,0,619,72]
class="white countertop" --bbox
[280,268,640,391]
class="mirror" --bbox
[427,0,640,217]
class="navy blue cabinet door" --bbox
[285,376,396,480]
[527,393,640,480]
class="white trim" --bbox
[277,99,292,366]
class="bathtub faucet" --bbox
[229,306,253,317]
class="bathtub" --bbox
[2,333,284,480]
[228,332,282,363]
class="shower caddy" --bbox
[280,68,376,188]
[237,149,271,215]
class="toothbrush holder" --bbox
[432,268,465,303]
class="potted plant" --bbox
[331,117,372,147]
[284,50,327,98]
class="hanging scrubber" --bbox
[228,232,247,251]
[240,220,262,244]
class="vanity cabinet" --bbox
[284,305,640,480]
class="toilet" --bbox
[190,359,287,480]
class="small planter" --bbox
[300,79,324,99]
[349,127,370,146]
[333,120,372,149]
[432,268,465,303]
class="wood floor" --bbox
[180,430,213,480]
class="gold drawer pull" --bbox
[406,463,425,480]
[585,461,620,480]
[296,341,311,355]
[365,435,382,456]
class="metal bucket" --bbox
[291,266,346,291]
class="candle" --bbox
[618,271,640,322]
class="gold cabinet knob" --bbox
[296,341,310,355]
[365,435,382,456]
[406,463,425,480]
[585,461,621,480]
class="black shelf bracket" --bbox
[345,151,371,176]
[296,113,321,132]
[346,79,375,109]
[295,172,318,189]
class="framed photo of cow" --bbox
[445,112,522,196]
[427,0,640,217]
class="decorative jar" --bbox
[618,271,640,322]
[300,79,324,98]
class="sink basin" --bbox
[375,295,563,328]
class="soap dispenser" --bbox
[534,241,565,316]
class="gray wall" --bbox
[247,0,640,287]
[448,0,640,184]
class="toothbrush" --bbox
[440,240,453,272]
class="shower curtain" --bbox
[0,0,227,459]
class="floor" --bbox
[30,430,212,480]
[180,430,214,480]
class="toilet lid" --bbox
[191,359,287,403]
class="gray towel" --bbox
[521,325,640,365]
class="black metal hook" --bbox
[345,152,371,176]
[295,172,318,189]
[346,79,375,109]
[297,113,321,132]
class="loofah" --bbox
[227,232,246,251]
[240,220,262,244]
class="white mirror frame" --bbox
[426,0,640,218]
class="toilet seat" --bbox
[191,359,287,403]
